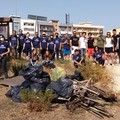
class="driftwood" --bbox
[66,79,117,118]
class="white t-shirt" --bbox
[105,37,113,48]
[79,37,87,49]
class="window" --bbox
[24,22,34,26]
[24,28,34,31]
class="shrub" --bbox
[20,89,54,112]
[77,60,111,85]
[10,59,26,76]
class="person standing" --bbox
[17,29,26,59]
[105,32,114,65]
[112,29,120,63]
[95,30,105,53]
[47,34,55,60]
[62,33,71,60]
[0,35,10,79]
[70,31,79,55]
[9,30,18,58]
[22,32,33,59]
[79,32,88,64]
[32,32,41,56]
[54,32,61,60]
[87,32,95,57]
[40,32,48,60]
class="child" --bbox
[93,46,105,66]
[73,49,82,68]
[42,50,55,69]
[28,49,39,67]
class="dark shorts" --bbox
[105,47,113,54]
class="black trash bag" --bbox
[30,83,46,93]
[30,71,51,86]
[47,78,73,99]
[5,85,22,102]
[19,65,43,79]
[66,70,84,81]
[20,79,32,89]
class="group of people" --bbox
[0,28,120,78]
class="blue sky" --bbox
[1,0,120,33]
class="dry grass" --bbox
[9,59,26,77]
[77,60,111,88]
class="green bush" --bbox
[20,89,54,112]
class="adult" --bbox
[79,32,88,64]
[87,32,95,57]
[95,30,105,53]
[105,32,114,65]
[70,31,79,54]
[0,35,10,79]
[40,32,48,60]
[22,32,33,59]
[54,32,61,60]
[47,34,55,60]
[112,29,120,63]
[17,29,26,59]
[9,30,18,58]
[32,32,41,56]
[62,33,71,60]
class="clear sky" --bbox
[1,0,120,33]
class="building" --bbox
[9,15,21,35]
[37,20,54,37]
[73,22,104,37]
[8,15,104,38]
[59,23,73,36]
[21,19,36,38]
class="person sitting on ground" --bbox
[93,46,105,66]
[27,49,40,67]
[42,50,55,69]
[73,49,82,68]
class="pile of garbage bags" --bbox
[6,65,84,102]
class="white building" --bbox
[73,22,104,37]
[21,19,36,38]
[9,16,104,38]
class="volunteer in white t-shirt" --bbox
[79,32,88,64]
[105,32,114,65]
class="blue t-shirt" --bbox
[32,37,40,48]
[73,54,81,62]
[63,38,70,50]
[17,34,26,47]
[48,39,55,50]
[10,35,17,47]
[93,52,102,61]
[24,38,32,50]
[0,41,10,55]
[54,37,61,50]
[40,37,48,49]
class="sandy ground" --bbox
[0,65,120,120]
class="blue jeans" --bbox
[80,48,86,58]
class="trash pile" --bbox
[6,66,117,118]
